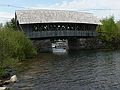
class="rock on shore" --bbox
[0,75,17,90]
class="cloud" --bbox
[0,12,14,23]
[1,0,120,23]
[31,0,120,20]
[49,0,120,10]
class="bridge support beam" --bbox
[32,39,52,53]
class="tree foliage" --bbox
[4,18,17,30]
[0,30,37,61]
[116,20,120,33]
[97,16,120,49]
[0,18,37,77]
[0,23,3,29]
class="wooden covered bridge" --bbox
[15,9,101,52]
[15,9,101,39]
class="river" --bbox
[10,50,120,90]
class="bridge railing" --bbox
[27,30,98,39]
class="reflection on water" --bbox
[11,50,120,90]
[52,48,67,55]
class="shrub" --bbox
[0,29,37,77]
[0,29,37,60]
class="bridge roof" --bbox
[16,9,101,25]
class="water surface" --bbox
[11,50,120,90]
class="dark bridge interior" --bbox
[21,23,98,40]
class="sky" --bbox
[0,0,120,23]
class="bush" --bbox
[0,18,37,78]
[0,29,37,77]
[0,29,37,60]
[96,16,119,49]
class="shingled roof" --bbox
[15,9,101,25]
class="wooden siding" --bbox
[20,23,98,39]
[26,30,98,39]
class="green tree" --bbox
[0,19,37,77]
[116,20,120,33]
[0,23,3,29]
[4,18,17,30]
[0,29,37,60]
[97,16,118,49]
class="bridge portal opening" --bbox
[51,39,68,53]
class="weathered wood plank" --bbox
[30,31,98,38]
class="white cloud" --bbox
[1,0,120,23]
[30,0,120,20]
[0,12,14,23]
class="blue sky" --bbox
[0,0,120,23]
[0,0,61,12]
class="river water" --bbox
[10,50,120,90]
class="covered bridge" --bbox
[15,9,101,39]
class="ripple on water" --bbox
[10,50,120,90]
